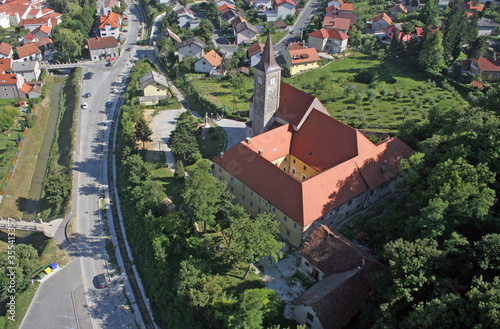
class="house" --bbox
[235,66,250,75]
[0,58,12,73]
[466,56,500,81]
[326,11,358,25]
[0,42,12,58]
[195,49,223,73]
[386,23,414,42]
[222,9,241,23]
[458,0,484,17]
[101,0,121,16]
[212,35,414,246]
[12,60,40,81]
[308,28,349,53]
[36,37,53,51]
[370,13,392,33]
[41,11,62,28]
[176,37,206,63]
[248,42,265,67]
[478,17,499,36]
[274,0,296,20]
[0,73,24,99]
[231,16,246,28]
[283,46,321,75]
[32,24,50,38]
[390,3,408,19]
[21,17,51,32]
[99,11,121,39]
[218,3,236,14]
[234,21,258,44]
[88,36,119,61]
[139,71,169,105]
[214,0,236,8]
[26,80,42,98]
[22,34,37,45]
[292,225,384,329]
[254,0,273,10]
[16,43,41,61]
[322,16,350,34]
[176,7,200,29]
[272,20,287,30]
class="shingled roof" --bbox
[0,42,13,56]
[176,37,206,50]
[87,36,118,50]
[16,43,39,59]
[139,71,168,90]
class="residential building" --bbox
[283,46,321,75]
[222,9,241,23]
[26,80,42,98]
[248,42,265,67]
[176,37,206,63]
[274,0,296,20]
[478,17,499,36]
[21,17,51,32]
[308,28,349,53]
[213,35,413,246]
[466,56,500,81]
[0,58,12,73]
[458,0,484,17]
[42,11,62,28]
[272,20,287,30]
[0,41,13,58]
[390,3,408,19]
[195,49,223,73]
[0,73,23,99]
[16,43,41,61]
[322,16,350,34]
[12,60,39,81]
[31,24,50,38]
[292,225,384,329]
[218,3,236,13]
[99,11,121,39]
[214,0,236,8]
[35,37,53,51]
[370,13,392,33]
[176,7,200,29]
[88,36,119,61]
[101,0,121,16]
[139,71,169,105]
[234,21,258,44]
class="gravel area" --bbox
[216,118,246,149]
[149,108,186,170]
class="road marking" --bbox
[55,313,76,319]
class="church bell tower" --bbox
[248,34,282,137]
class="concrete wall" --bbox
[144,83,168,96]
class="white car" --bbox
[81,102,88,109]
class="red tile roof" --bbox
[247,42,264,57]
[309,28,349,40]
[390,3,408,13]
[288,47,321,64]
[275,0,296,6]
[41,8,53,15]
[340,2,353,11]
[373,12,392,25]
[99,11,121,29]
[471,80,484,89]
[16,43,39,59]
[202,49,223,67]
[218,3,235,13]
[0,58,11,73]
[21,17,49,26]
[0,42,12,56]
[0,73,17,85]
[323,16,351,31]
[19,83,32,94]
[287,41,305,50]
[477,56,500,72]
[214,108,414,226]
[231,16,246,28]
[39,24,50,34]
[87,36,118,50]
[36,37,53,48]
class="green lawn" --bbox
[0,106,26,188]
[257,31,288,44]
[151,167,184,206]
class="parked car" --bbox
[106,102,113,107]
[83,92,92,98]
[96,274,107,288]
[81,102,88,109]
[84,72,94,80]
[126,47,131,51]
[105,62,112,67]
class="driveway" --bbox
[217,118,246,149]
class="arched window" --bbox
[301,174,307,180]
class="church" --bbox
[213,35,413,247]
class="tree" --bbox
[418,30,445,70]
[134,117,153,149]
[466,37,488,59]
[182,161,233,232]
[168,122,200,162]
[466,276,500,327]
[0,107,18,131]
[419,0,440,27]
[224,211,283,278]
[442,8,477,61]
[175,160,185,181]
[52,28,85,62]
[229,289,284,329]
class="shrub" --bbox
[0,107,19,131]
[417,84,428,93]
[175,160,185,181]
[354,70,375,84]
[380,88,388,96]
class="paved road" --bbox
[21,1,144,328]
[217,119,246,149]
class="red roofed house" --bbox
[458,0,484,17]
[274,0,296,20]
[99,11,121,39]
[213,35,414,246]
[387,23,414,42]
[0,73,25,99]
[248,42,265,67]
[308,28,349,53]
[88,37,119,61]
[292,225,384,329]
[370,13,392,33]
[194,49,223,73]
[21,17,51,32]
[0,58,12,73]
[469,56,500,81]
[15,42,41,61]
[390,3,408,19]
[41,11,62,28]
[32,23,50,38]
[283,46,321,75]
[0,41,13,58]
[322,16,351,34]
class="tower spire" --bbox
[254,33,281,73]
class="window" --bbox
[301,174,307,180]
[348,200,352,206]
[293,222,297,229]
[230,177,234,182]
[230,187,233,192]
[283,165,287,172]
[291,168,296,175]
[303,165,306,170]
[257,208,261,213]
[242,195,245,200]
[370,190,374,196]
[219,168,221,173]
[242,185,245,190]
[189,50,192,53]
[286,230,291,236]
[250,201,253,207]
[496,74,499,78]
[307,313,314,322]
[270,77,276,85]
[272,207,276,213]
[489,73,493,78]
[292,159,295,164]
[258,76,262,84]
[258,197,262,203]
[283,215,288,222]
[250,191,253,196]
[304,261,310,267]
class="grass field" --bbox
[257,31,288,44]
[0,75,54,218]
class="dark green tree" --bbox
[168,122,200,162]
[134,117,153,149]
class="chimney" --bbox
[258,149,263,155]
[246,137,251,144]
[219,152,224,159]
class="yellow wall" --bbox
[144,83,168,97]
[290,61,319,76]
[272,154,318,181]
[481,71,500,81]
[214,163,304,247]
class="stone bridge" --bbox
[0,217,63,238]
[40,62,90,70]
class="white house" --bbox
[176,37,206,62]
[176,7,200,29]
[234,21,258,44]
[195,49,223,73]
[99,12,121,39]
[308,28,349,53]
[0,42,13,59]
[101,0,121,16]
[12,60,40,81]
[248,42,264,67]
[274,0,296,19]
